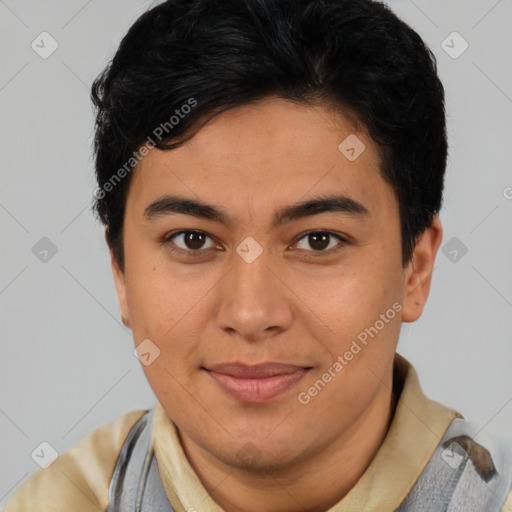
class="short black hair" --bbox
[91,0,447,272]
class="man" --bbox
[5,0,512,510]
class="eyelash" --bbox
[161,229,349,258]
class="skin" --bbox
[109,97,442,512]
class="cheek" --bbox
[125,272,171,340]
[125,262,214,374]
[124,251,194,337]
[296,261,402,341]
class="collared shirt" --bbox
[5,353,512,511]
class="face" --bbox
[111,97,439,471]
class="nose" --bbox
[215,244,294,343]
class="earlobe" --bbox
[105,227,131,329]
[401,216,443,323]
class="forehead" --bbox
[125,98,395,224]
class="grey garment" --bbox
[105,407,174,512]
[396,418,512,512]
[106,406,512,512]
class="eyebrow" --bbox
[143,193,369,228]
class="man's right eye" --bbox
[162,230,220,254]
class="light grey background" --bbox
[1,0,511,506]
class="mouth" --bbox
[202,362,312,403]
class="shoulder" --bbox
[4,409,147,512]
[502,485,512,512]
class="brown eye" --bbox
[295,231,346,253]
[165,230,217,252]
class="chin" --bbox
[208,435,309,473]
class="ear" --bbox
[402,215,443,323]
[105,227,131,329]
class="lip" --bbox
[204,362,311,403]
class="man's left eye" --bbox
[294,231,347,253]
